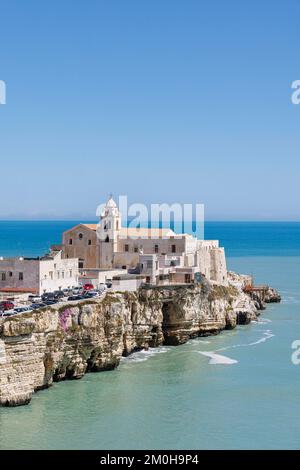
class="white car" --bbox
[0,309,15,318]
[28,295,42,303]
[14,307,33,314]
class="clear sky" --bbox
[0,0,300,220]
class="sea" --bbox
[0,221,300,450]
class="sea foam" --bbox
[197,351,238,365]
[120,347,169,364]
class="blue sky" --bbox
[0,0,300,220]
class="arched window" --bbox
[79,233,83,240]
[105,235,110,243]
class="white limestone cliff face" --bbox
[0,277,279,407]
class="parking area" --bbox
[0,282,110,318]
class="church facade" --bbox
[61,197,228,286]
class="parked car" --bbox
[0,310,15,318]
[0,301,15,312]
[83,283,94,291]
[98,284,107,294]
[14,307,33,314]
[67,295,84,301]
[72,286,81,292]
[43,300,58,305]
[28,295,42,303]
[30,303,47,310]
[42,293,58,302]
[63,288,73,296]
[83,291,98,298]
[53,290,65,299]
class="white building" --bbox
[0,250,79,296]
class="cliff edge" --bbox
[0,276,280,406]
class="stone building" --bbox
[0,250,79,295]
[61,197,228,286]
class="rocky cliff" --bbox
[0,277,279,407]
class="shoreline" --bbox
[0,275,280,407]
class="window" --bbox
[125,244,129,252]
[49,271,53,280]
[146,260,153,269]
[134,246,138,253]
[88,240,92,246]
[9,272,12,277]
[154,244,159,253]
[116,220,119,230]
[62,272,65,279]
[79,259,84,269]
[155,261,159,270]
[19,272,23,281]
[171,244,176,253]
[69,270,73,277]
[57,272,60,279]
[122,265,126,270]
[105,235,110,243]
[1,273,6,281]
[79,233,83,240]
[69,239,73,245]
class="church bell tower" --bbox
[97,196,121,268]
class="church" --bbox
[61,197,228,287]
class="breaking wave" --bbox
[216,329,275,353]
[120,347,169,364]
[247,330,275,345]
[187,338,212,345]
[253,318,272,324]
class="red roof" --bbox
[0,288,38,294]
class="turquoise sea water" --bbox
[0,222,300,449]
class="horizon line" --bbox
[0,219,300,223]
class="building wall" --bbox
[98,241,115,269]
[0,259,40,293]
[139,254,159,283]
[39,256,79,294]
[196,247,211,279]
[210,248,228,286]
[111,278,144,292]
[113,252,140,269]
[116,236,188,257]
[0,254,79,295]
[79,269,125,287]
[62,225,97,269]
